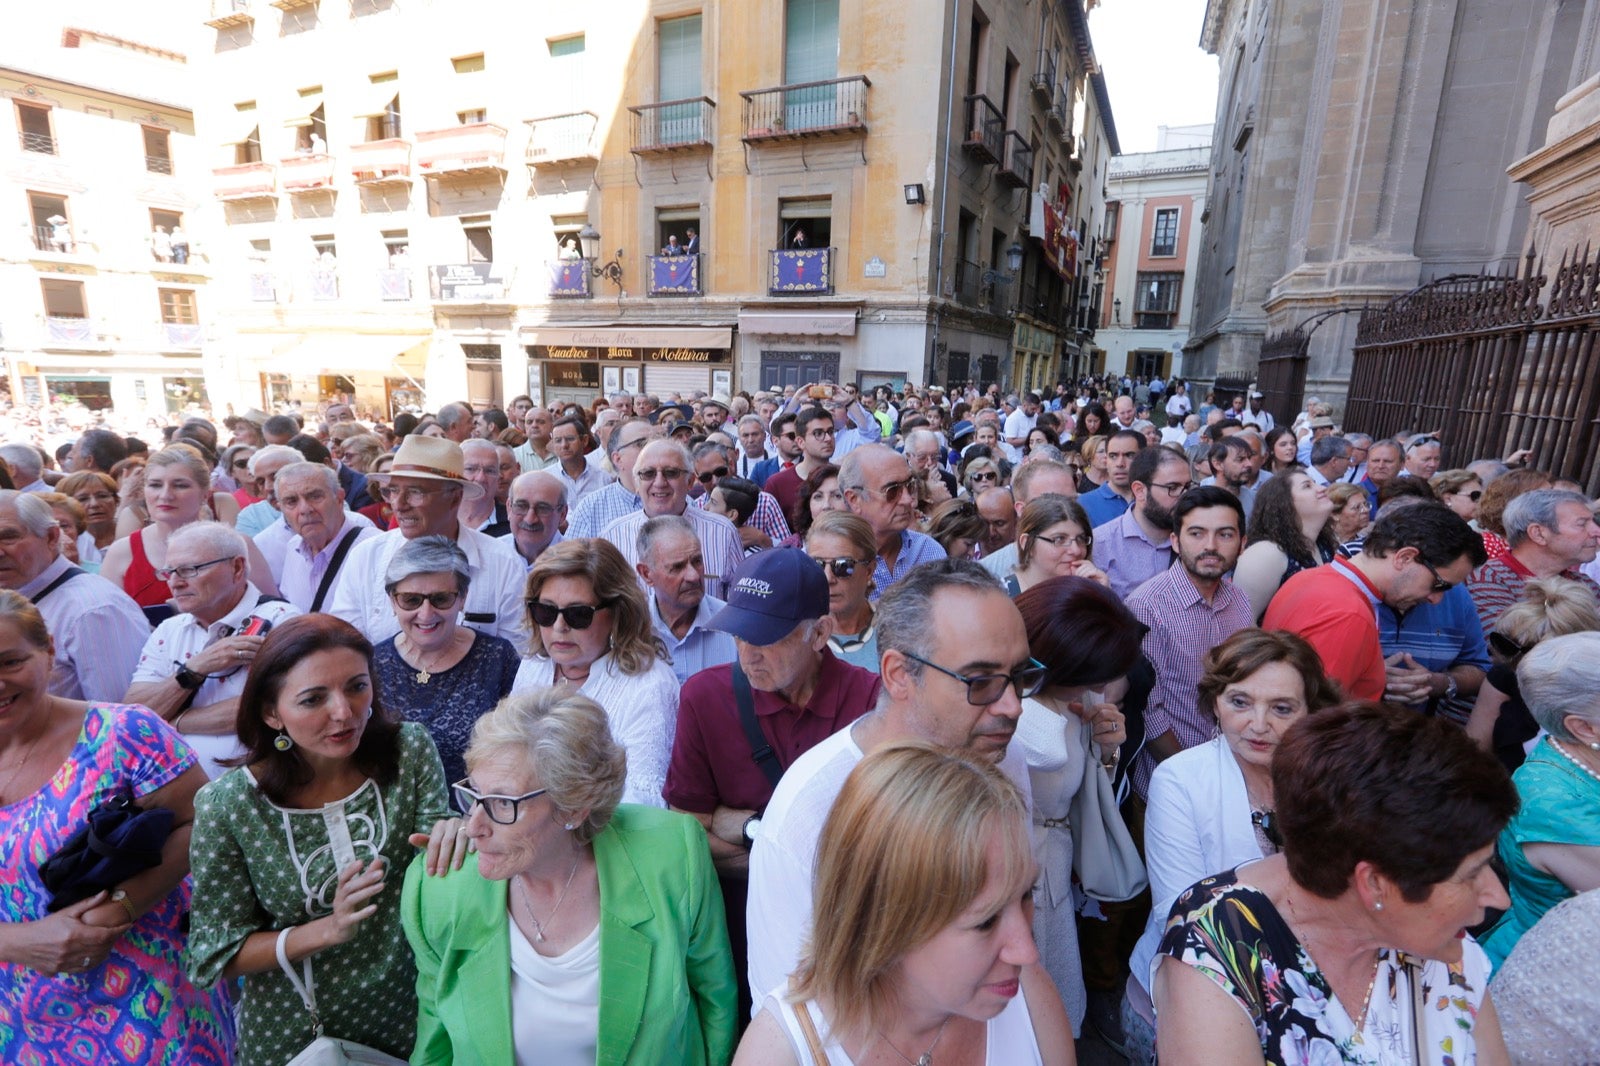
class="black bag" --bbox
[38,794,174,912]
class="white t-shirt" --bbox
[510,916,600,1066]
[1003,408,1037,442]
[745,722,1033,1011]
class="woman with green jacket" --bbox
[402,688,736,1066]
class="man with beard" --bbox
[1125,487,1252,798]
[637,514,736,683]
[1092,446,1190,599]
[1204,435,1259,520]
[1080,429,1146,527]
[750,412,801,488]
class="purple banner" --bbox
[649,253,701,296]
[770,247,832,294]
[548,259,593,298]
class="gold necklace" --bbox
[401,632,457,685]
[0,717,48,805]
[1286,892,1383,1030]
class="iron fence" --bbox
[1255,328,1310,427]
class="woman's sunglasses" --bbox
[1453,489,1483,502]
[391,590,462,611]
[810,556,865,579]
[1487,631,1528,659]
[528,600,614,629]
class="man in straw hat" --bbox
[329,436,529,650]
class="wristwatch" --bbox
[174,665,205,691]
[741,815,762,848]
[1441,673,1459,702]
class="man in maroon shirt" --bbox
[664,547,881,1012]
[761,405,836,522]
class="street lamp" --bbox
[981,242,1024,287]
[577,224,624,294]
[1113,297,1122,324]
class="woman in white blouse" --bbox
[1121,628,1338,1064]
[511,538,678,807]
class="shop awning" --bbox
[267,333,431,376]
[520,326,732,348]
[737,310,857,337]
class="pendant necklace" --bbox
[515,854,581,943]
[402,633,452,685]
[876,1016,950,1066]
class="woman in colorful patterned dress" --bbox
[1153,702,1517,1066]
[0,590,232,1064]
[187,613,464,1066]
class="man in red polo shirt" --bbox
[1263,501,1485,700]
[664,547,880,1013]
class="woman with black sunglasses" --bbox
[511,538,678,808]
[373,535,521,790]
[1432,468,1485,524]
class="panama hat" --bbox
[368,436,483,499]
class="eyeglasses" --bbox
[696,466,730,484]
[865,476,918,503]
[1033,532,1091,550]
[510,501,559,517]
[635,467,687,483]
[381,484,452,504]
[1418,558,1457,594]
[1487,631,1529,659]
[1251,808,1283,848]
[810,556,865,579]
[452,778,547,825]
[970,470,999,483]
[156,556,236,582]
[462,464,500,477]
[901,652,1048,706]
[1452,489,1483,502]
[528,599,614,629]
[614,436,652,453]
[779,431,799,440]
[391,590,462,611]
[1148,480,1195,496]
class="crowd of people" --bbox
[0,375,1594,1066]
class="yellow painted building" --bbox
[193,0,1117,415]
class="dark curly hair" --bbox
[791,463,841,538]
[1246,471,1338,565]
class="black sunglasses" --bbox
[901,652,1047,706]
[810,556,864,579]
[528,599,615,629]
[1488,631,1528,659]
[697,466,730,484]
[391,590,462,611]
[1251,808,1284,848]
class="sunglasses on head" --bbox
[528,599,614,629]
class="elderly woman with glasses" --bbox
[58,471,120,558]
[403,688,736,1066]
[959,453,1007,499]
[373,535,521,791]
[511,538,679,808]
[1431,468,1485,524]
[1005,494,1107,596]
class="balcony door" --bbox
[783,0,838,131]
[657,15,703,145]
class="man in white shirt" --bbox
[637,514,735,683]
[550,415,613,506]
[272,462,380,612]
[235,445,302,540]
[602,439,744,600]
[330,436,529,650]
[126,522,301,777]
[745,559,1040,1008]
[1245,390,1277,433]
[1164,383,1192,420]
[494,470,566,571]
[733,415,772,480]
[1002,392,1040,451]
[512,407,557,471]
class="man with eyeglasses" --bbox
[547,416,612,508]
[838,445,946,600]
[1264,501,1485,703]
[458,439,510,537]
[637,514,736,684]
[565,418,652,539]
[273,461,379,613]
[761,406,838,524]
[745,558,1041,1010]
[330,437,528,650]
[602,438,743,600]
[0,490,148,702]
[904,427,958,500]
[749,412,801,488]
[1127,486,1252,798]
[1092,446,1189,600]
[127,521,301,778]
[691,441,791,548]
[494,470,567,571]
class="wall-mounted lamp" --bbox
[903,183,926,206]
[982,242,1025,286]
[1113,297,1122,323]
[577,223,624,293]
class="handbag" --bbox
[1068,718,1148,902]
[276,929,407,1066]
[38,793,174,911]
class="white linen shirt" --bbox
[130,584,301,778]
[601,505,744,601]
[329,525,531,653]
[19,557,149,701]
[278,512,381,612]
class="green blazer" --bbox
[401,804,737,1066]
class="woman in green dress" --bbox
[187,614,468,1065]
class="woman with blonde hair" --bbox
[1077,434,1109,494]
[511,538,678,808]
[100,445,279,625]
[1327,481,1369,550]
[805,510,881,671]
[924,497,987,560]
[58,470,120,557]
[732,744,1074,1064]
[960,454,1005,499]
[1432,468,1486,524]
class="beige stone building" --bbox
[1096,125,1210,380]
[1184,0,1596,414]
[0,18,208,418]
[192,0,1117,416]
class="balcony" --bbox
[525,112,599,168]
[631,98,715,154]
[1031,52,1056,102]
[998,131,1033,189]
[1049,88,1067,131]
[44,317,95,345]
[145,155,174,175]
[205,0,254,28]
[954,259,1007,316]
[769,247,833,296]
[548,258,594,299]
[279,152,335,192]
[212,162,276,201]
[377,268,412,300]
[962,95,1004,164]
[416,123,507,176]
[162,322,203,349]
[270,0,317,8]
[31,226,78,255]
[349,138,411,184]
[19,131,56,155]
[742,76,869,143]
[647,253,703,296]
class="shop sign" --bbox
[530,345,728,363]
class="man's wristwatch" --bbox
[1440,673,1459,702]
[741,815,762,849]
[174,665,206,691]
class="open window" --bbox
[365,91,402,142]
[462,215,493,263]
[41,278,87,318]
[28,192,71,253]
[656,207,701,257]
[552,215,585,260]
[16,102,55,155]
[778,197,831,249]
[143,127,173,173]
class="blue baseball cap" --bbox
[708,548,831,646]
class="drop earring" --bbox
[273,732,293,752]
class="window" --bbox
[656,15,703,144]
[382,230,409,259]
[311,234,337,261]
[1001,52,1019,124]
[452,53,485,74]
[779,197,831,248]
[1134,271,1183,329]
[41,278,87,317]
[158,288,198,324]
[783,0,839,129]
[149,209,185,262]
[367,96,401,142]
[548,36,585,113]
[294,104,327,152]
[966,12,988,97]
[27,192,71,253]
[462,215,493,263]
[1150,208,1179,257]
[143,127,172,174]
[16,102,55,155]
[656,206,701,256]
[549,36,585,58]
[552,215,586,258]
[310,236,338,300]
[237,126,262,164]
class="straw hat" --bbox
[368,436,483,499]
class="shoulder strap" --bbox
[791,1000,831,1066]
[29,564,85,605]
[275,928,325,1037]
[310,525,362,613]
[733,662,784,788]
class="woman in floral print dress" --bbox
[1153,703,1517,1066]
